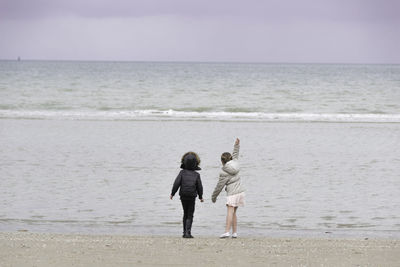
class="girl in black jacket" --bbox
[170,152,204,238]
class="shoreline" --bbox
[2,225,400,240]
[1,232,399,266]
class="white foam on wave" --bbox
[1,109,400,123]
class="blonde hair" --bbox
[221,152,232,164]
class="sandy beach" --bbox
[0,232,399,266]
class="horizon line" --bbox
[0,58,399,65]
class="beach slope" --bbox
[0,232,399,266]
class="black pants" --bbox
[181,198,195,233]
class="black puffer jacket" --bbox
[171,154,203,199]
[171,170,203,199]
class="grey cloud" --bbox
[0,0,399,63]
[1,15,399,63]
[1,0,399,22]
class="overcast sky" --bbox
[0,0,399,63]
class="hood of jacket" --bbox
[222,160,239,175]
[181,153,201,171]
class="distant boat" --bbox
[17,56,21,61]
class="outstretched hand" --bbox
[235,138,240,145]
[170,195,173,200]
[200,199,204,202]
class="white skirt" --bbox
[226,192,245,207]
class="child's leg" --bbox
[181,198,195,236]
[186,199,195,234]
[225,206,235,233]
[181,200,188,234]
[232,207,238,233]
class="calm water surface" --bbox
[1,119,399,237]
[0,61,399,237]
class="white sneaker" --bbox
[232,233,238,238]
[219,232,230,238]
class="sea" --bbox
[0,61,399,238]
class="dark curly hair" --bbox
[180,152,201,170]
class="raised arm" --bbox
[232,138,240,160]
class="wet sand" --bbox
[0,232,399,266]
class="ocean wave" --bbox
[0,109,399,123]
